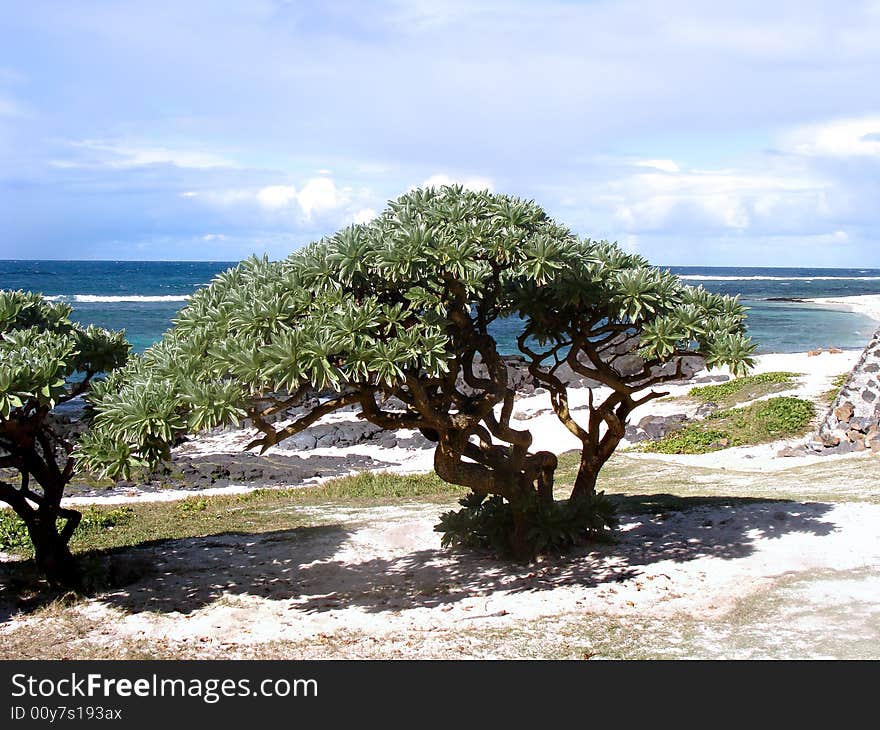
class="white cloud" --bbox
[256,184,298,210]
[254,178,345,219]
[201,233,226,241]
[351,207,377,224]
[783,116,880,158]
[296,177,342,217]
[607,166,823,233]
[187,175,379,234]
[419,174,494,191]
[70,140,234,169]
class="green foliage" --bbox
[0,290,129,418]
[0,505,135,556]
[80,506,134,530]
[638,428,732,455]
[640,396,815,454]
[82,186,756,481]
[0,509,30,552]
[688,371,800,405]
[831,372,849,389]
[233,471,460,505]
[435,491,617,557]
[821,372,850,405]
[177,498,209,515]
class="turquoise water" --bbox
[1,261,878,354]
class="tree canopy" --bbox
[0,290,128,585]
[80,185,754,556]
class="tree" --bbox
[80,186,753,558]
[0,291,128,586]
[512,244,756,499]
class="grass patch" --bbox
[637,396,815,454]
[0,510,30,552]
[0,470,461,560]
[687,371,800,406]
[240,470,460,504]
[821,372,850,406]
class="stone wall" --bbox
[811,327,880,454]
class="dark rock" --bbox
[286,432,317,450]
[861,389,877,403]
[637,413,689,440]
[695,402,719,418]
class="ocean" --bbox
[1,261,878,355]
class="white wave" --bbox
[45,294,190,303]
[678,275,880,282]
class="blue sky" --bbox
[2,0,880,266]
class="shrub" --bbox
[435,490,617,558]
[640,396,815,454]
[688,371,799,404]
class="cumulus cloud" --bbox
[256,185,298,210]
[782,117,880,159]
[351,207,377,224]
[180,174,379,235]
[295,177,342,217]
[252,178,345,219]
[605,164,824,233]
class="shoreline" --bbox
[803,294,880,323]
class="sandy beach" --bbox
[806,293,880,322]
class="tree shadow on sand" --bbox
[0,524,352,622]
[69,495,841,618]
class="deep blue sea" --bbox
[2,261,879,355]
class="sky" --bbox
[1,0,880,266]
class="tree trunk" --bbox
[25,510,81,589]
[570,453,599,500]
[508,499,535,562]
[534,455,556,506]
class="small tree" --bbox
[80,186,753,558]
[0,291,128,586]
[512,244,755,499]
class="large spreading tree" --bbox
[0,291,128,586]
[80,186,754,557]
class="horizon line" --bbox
[2,259,880,272]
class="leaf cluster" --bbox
[0,290,129,419]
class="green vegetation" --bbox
[0,289,129,586]
[81,186,755,559]
[687,371,800,406]
[639,396,815,454]
[436,490,617,557]
[0,470,460,559]
[821,372,850,405]
[0,508,30,552]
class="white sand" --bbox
[6,498,879,658]
[806,294,880,322]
